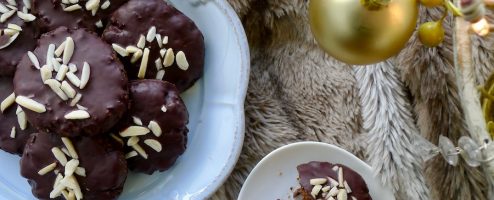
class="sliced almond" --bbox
[17,11,36,22]
[52,57,61,72]
[70,93,82,107]
[3,28,19,36]
[63,37,74,64]
[137,34,146,49]
[40,65,53,82]
[1,92,15,113]
[45,79,68,101]
[15,96,46,113]
[327,186,339,197]
[125,45,140,53]
[46,44,55,68]
[61,137,78,159]
[162,36,168,45]
[161,105,167,112]
[343,181,352,193]
[52,147,68,166]
[7,23,22,31]
[95,20,103,28]
[130,49,143,63]
[310,178,327,186]
[155,70,165,80]
[127,136,139,146]
[338,167,344,186]
[137,48,150,79]
[16,107,27,130]
[321,186,331,193]
[49,182,65,198]
[55,64,68,81]
[75,167,86,177]
[55,41,66,57]
[76,104,87,111]
[144,139,162,152]
[80,62,90,89]
[100,0,110,9]
[64,110,90,120]
[311,184,322,199]
[63,4,82,11]
[38,162,57,175]
[61,81,76,98]
[53,173,63,188]
[9,126,15,138]
[132,116,143,126]
[146,26,156,42]
[68,64,77,73]
[148,120,162,137]
[0,10,16,23]
[163,48,175,67]
[0,32,19,49]
[119,126,150,137]
[112,44,128,57]
[6,0,16,6]
[27,51,40,69]
[155,58,163,70]
[132,143,148,159]
[160,49,166,57]
[64,159,79,176]
[176,51,189,70]
[66,72,81,88]
[125,151,138,159]
[155,34,162,48]
[0,3,9,13]
[85,0,99,10]
[337,189,347,200]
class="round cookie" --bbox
[0,77,35,155]
[32,0,128,33]
[0,0,39,76]
[115,80,188,174]
[102,0,205,92]
[14,27,128,137]
[20,132,128,200]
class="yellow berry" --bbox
[418,21,445,47]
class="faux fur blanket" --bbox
[212,1,493,200]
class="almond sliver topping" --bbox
[40,65,53,82]
[338,167,344,186]
[176,51,189,70]
[80,62,90,89]
[0,32,19,49]
[70,93,82,107]
[163,48,174,67]
[64,159,79,177]
[0,10,16,23]
[125,151,138,159]
[55,64,69,81]
[27,51,40,69]
[310,178,327,186]
[112,44,128,57]
[146,26,156,42]
[337,189,347,200]
[55,41,66,57]
[63,4,82,11]
[119,126,150,137]
[137,48,150,79]
[75,167,86,177]
[61,137,78,159]
[1,92,15,113]
[132,143,148,159]
[16,108,27,130]
[38,162,57,175]
[101,0,110,9]
[64,110,90,120]
[144,139,162,152]
[16,11,36,22]
[61,81,76,98]
[9,126,15,138]
[127,136,139,146]
[132,116,143,126]
[137,34,146,49]
[52,147,68,166]
[45,79,68,101]
[155,70,165,80]
[311,184,322,199]
[148,120,162,137]
[62,37,74,64]
[66,72,81,88]
[15,96,46,113]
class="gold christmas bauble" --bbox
[309,0,418,65]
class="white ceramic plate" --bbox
[0,0,249,199]
[238,142,395,200]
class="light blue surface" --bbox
[0,0,249,199]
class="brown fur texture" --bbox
[211,1,492,199]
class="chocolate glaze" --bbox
[102,0,205,92]
[20,132,128,200]
[32,0,128,33]
[116,80,188,174]
[14,27,128,137]
[297,161,372,200]
[0,0,40,76]
[0,77,35,155]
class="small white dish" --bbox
[0,0,249,199]
[238,142,395,200]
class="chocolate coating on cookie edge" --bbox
[14,27,129,137]
[103,0,205,92]
[20,133,128,200]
